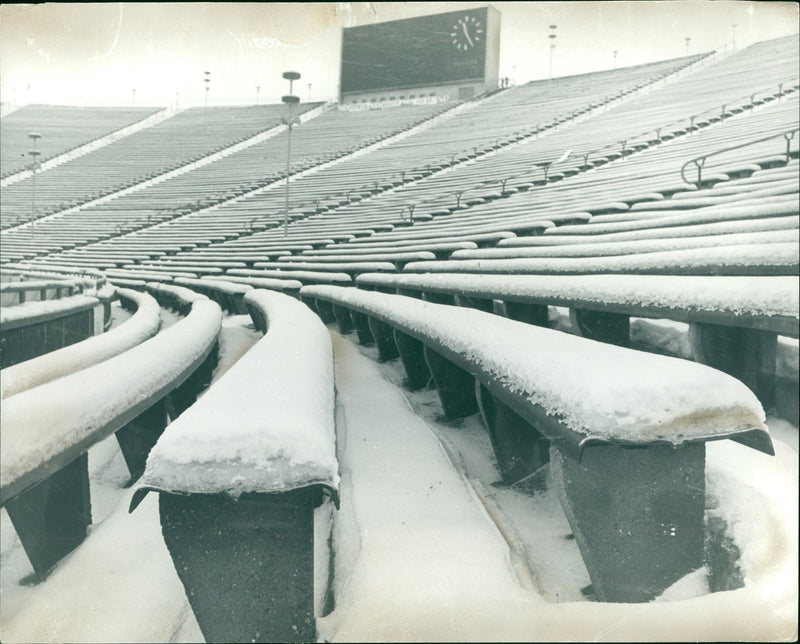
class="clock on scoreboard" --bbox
[340,6,500,95]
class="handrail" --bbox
[680,127,798,185]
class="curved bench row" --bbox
[1,288,160,398]
[300,284,773,603]
[0,290,222,579]
[130,289,339,643]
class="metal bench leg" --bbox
[424,346,478,419]
[332,304,355,335]
[115,398,169,481]
[551,442,705,603]
[500,301,549,326]
[689,323,777,411]
[368,317,399,361]
[314,299,337,324]
[476,384,550,484]
[5,453,91,580]
[393,329,431,390]
[455,294,494,313]
[570,308,630,347]
[159,490,317,643]
[422,291,456,305]
[169,342,219,417]
[350,311,374,346]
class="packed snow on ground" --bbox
[318,331,797,641]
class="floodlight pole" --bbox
[613,50,618,70]
[256,86,260,105]
[732,23,737,50]
[132,88,136,106]
[548,25,557,82]
[282,71,301,236]
[28,132,42,239]
[204,71,211,109]
[685,37,691,56]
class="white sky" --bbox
[1,2,797,108]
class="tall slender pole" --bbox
[685,37,691,56]
[132,88,136,106]
[613,50,618,70]
[256,86,260,105]
[284,116,292,236]
[28,132,41,239]
[732,23,737,50]
[548,25,557,82]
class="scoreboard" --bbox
[340,6,500,97]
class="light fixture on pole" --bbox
[685,37,691,56]
[256,85,260,105]
[132,88,136,106]
[548,25,557,81]
[732,23,737,50]
[204,71,211,109]
[613,50,618,70]
[27,132,42,239]
[281,71,301,236]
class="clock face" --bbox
[450,15,484,51]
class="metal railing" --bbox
[680,127,798,185]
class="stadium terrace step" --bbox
[1,288,160,398]
[0,293,222,579]
[131,290,338,643]
[301,285,773,603]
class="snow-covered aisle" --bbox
[317,331,544,642]
[319,331,799,642]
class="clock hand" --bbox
[461,22,474,46]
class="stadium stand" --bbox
[0,30,798,643]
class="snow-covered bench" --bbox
[0,279,84,305]
[1,288,161,398]
[0,294,104,368]
[173,276,253,314]
[355,272,799,409]
[130,289,338,643]
[301,284,774,603]
[0,295,222,579]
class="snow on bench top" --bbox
[1,289,161,399]
[355,273,799,336]
[451,229,798,260]
[253,261,397,273]
[276,251,437,263]
[0,294,99,329]
[303,285,767,450]
[227,268,353,284]
[1,299,222,504]
[404,242,799,276]
[145,282,208,304]
[544,198,798,236]
[199,275,303,292]
[497,215,799,246]
[173,277,252,295]
[138,289,338,500]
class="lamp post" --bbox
[308,83,312,102]
[132,88,136,106]
[548,25,557,81]
[732,23,737,50]
[282,71,301,236]
[685,37,691,56]
[28,132,42,238]
[613,50,618,70]
[176,92,180,109]
[204,71,211,109]
[256,85,260,105]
